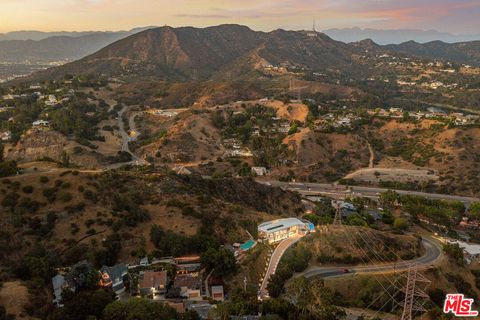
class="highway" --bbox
[296,236,442,280]
[260,180,479,206]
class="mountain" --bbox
[27,25,359,81]
[385,40,480,66]
[0,27,156,63]
[323,27,480,45]
[0,31,104,41]
[0,27,157,41]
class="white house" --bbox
[258,218,312,244]
[252,167,268,176]
[0,131,11,141]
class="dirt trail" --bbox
[367,141,374,168]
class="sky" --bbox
[0,0,479,34]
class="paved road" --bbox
[259,235,303,299]
[261,180,479,206]
[297,236,442,280]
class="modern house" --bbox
[100,263,128,296]
[258,218,311,244]
[139,270,168,297]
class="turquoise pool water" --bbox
[240,239,256,251]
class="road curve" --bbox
[259,235,303,299]
[296,236,442,280]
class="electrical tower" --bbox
[333,202,342,225]
[400,264,431,320]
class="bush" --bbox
[22,185,34,194]
[39,176,49,183]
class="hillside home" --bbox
[139,270,168,297]
[52,274,68,307]
[251,167,267,176]
[32,120,50,128]
[173,271,203,300]
[210,285,225,301]
[0,131,11,141]
[100,263,128,296]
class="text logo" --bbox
[443,294,478,317]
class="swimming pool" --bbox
[240,239,256,251]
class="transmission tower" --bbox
[333,202,342,225]
[400,264,430,320]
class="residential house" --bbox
[45,95,58,106]
[0,131,11,141]
[139,270,168,297]
[459,217,479,230]
[173,165,192,175]
[32,120,50,129]
[186,302,214,319]
[2,94,18,100]
[100,263,128,296]
[173,271,203,300]
[251,167,267,176]
[139,257,149,266]
[52,274,67,307]
[210,285,225,301]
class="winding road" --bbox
[116,105,148,167]
[296,236,442,280]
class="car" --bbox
[342,268,349,273]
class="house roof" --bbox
[139,271,168,289]
[174,273,202,290]
[100,263,128,282]
[258,218,306,234]
[211,285,224,295]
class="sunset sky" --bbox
[0,0,479,34]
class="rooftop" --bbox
[139,270,168,289]
[258,217,306,234]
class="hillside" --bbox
[0,28,155,63]
[385,40,480,66]
[26,25,359,82]
[0,167,303,267]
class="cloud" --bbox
[0,0,479,34]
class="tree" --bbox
[285,277,340,319]
[393,217,409,231]
[50,289,115,320]
[379,190,399,209]
[443,243,465,266]
[103,298,179,320]
[201,247,236,276]
[468,202,480,221]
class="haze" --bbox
[1,0,479,34]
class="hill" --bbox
[27,25,358,82]
[385,40,480,66]
[0,29,152,63]
[324,27,480,45]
